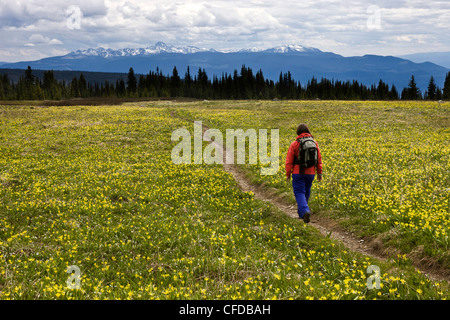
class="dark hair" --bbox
[296,123,311,136]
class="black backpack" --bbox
[294,136,318,172]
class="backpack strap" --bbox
[294,138,305,174]
[295,136,317,174]
[293,138,301,165]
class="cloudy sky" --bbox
[0,0,449,62]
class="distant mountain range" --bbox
[67,42,322,57]
[399,51,450,69]
[1,42,449,92]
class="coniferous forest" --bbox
[1,65,449,101]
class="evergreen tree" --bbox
[403,75,421,100]
[24,66,34,87]
[34,79,45,100]
[435,87,442,100]
[443,71,450,100]
[224,73,234,99]
[2,64,443,102]
[23,66,35,99]
[255,69,266,99]
[426,76,437,100]
[0,78,4,100]
[184,66,192,97]
[401,88,408,100]
[102,80,111,97]
[306,76,318,99]
[170,66,181,97]
[117,79,126,97]
[1,74,12,99]
[137,75,146,97]
[376,79,390,100]
[127,67,137,94]
[70,77,80,98]
[43,70,59,99]
[388,84,398,100]
[78,74,88,97]
[196,68,209,98]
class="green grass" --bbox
[0,102,448,300]
[172,100,450,270]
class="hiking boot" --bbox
[303,212,310,223]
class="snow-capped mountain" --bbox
[68,42,320,57]
[69,42,212,57]
[2,42,448,92]
[263,44,321,53]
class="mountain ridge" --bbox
[399,51,450,69]
[66,42,322,58]
[1,42,448,93]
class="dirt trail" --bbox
[170,110,449,283]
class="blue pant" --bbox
[292,174,315,218]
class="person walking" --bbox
[285,123,322,223]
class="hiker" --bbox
[285,123,322,223]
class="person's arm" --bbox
[285,141,295,181]
[316,141,323,181]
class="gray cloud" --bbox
[0,0,449,62]
[0,0,107,27]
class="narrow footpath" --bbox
[170,110,449,283]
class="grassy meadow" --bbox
[174,100,449,262]
[0,100,448,300]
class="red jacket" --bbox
[285,133,323,177]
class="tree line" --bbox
[1,65,450,101]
